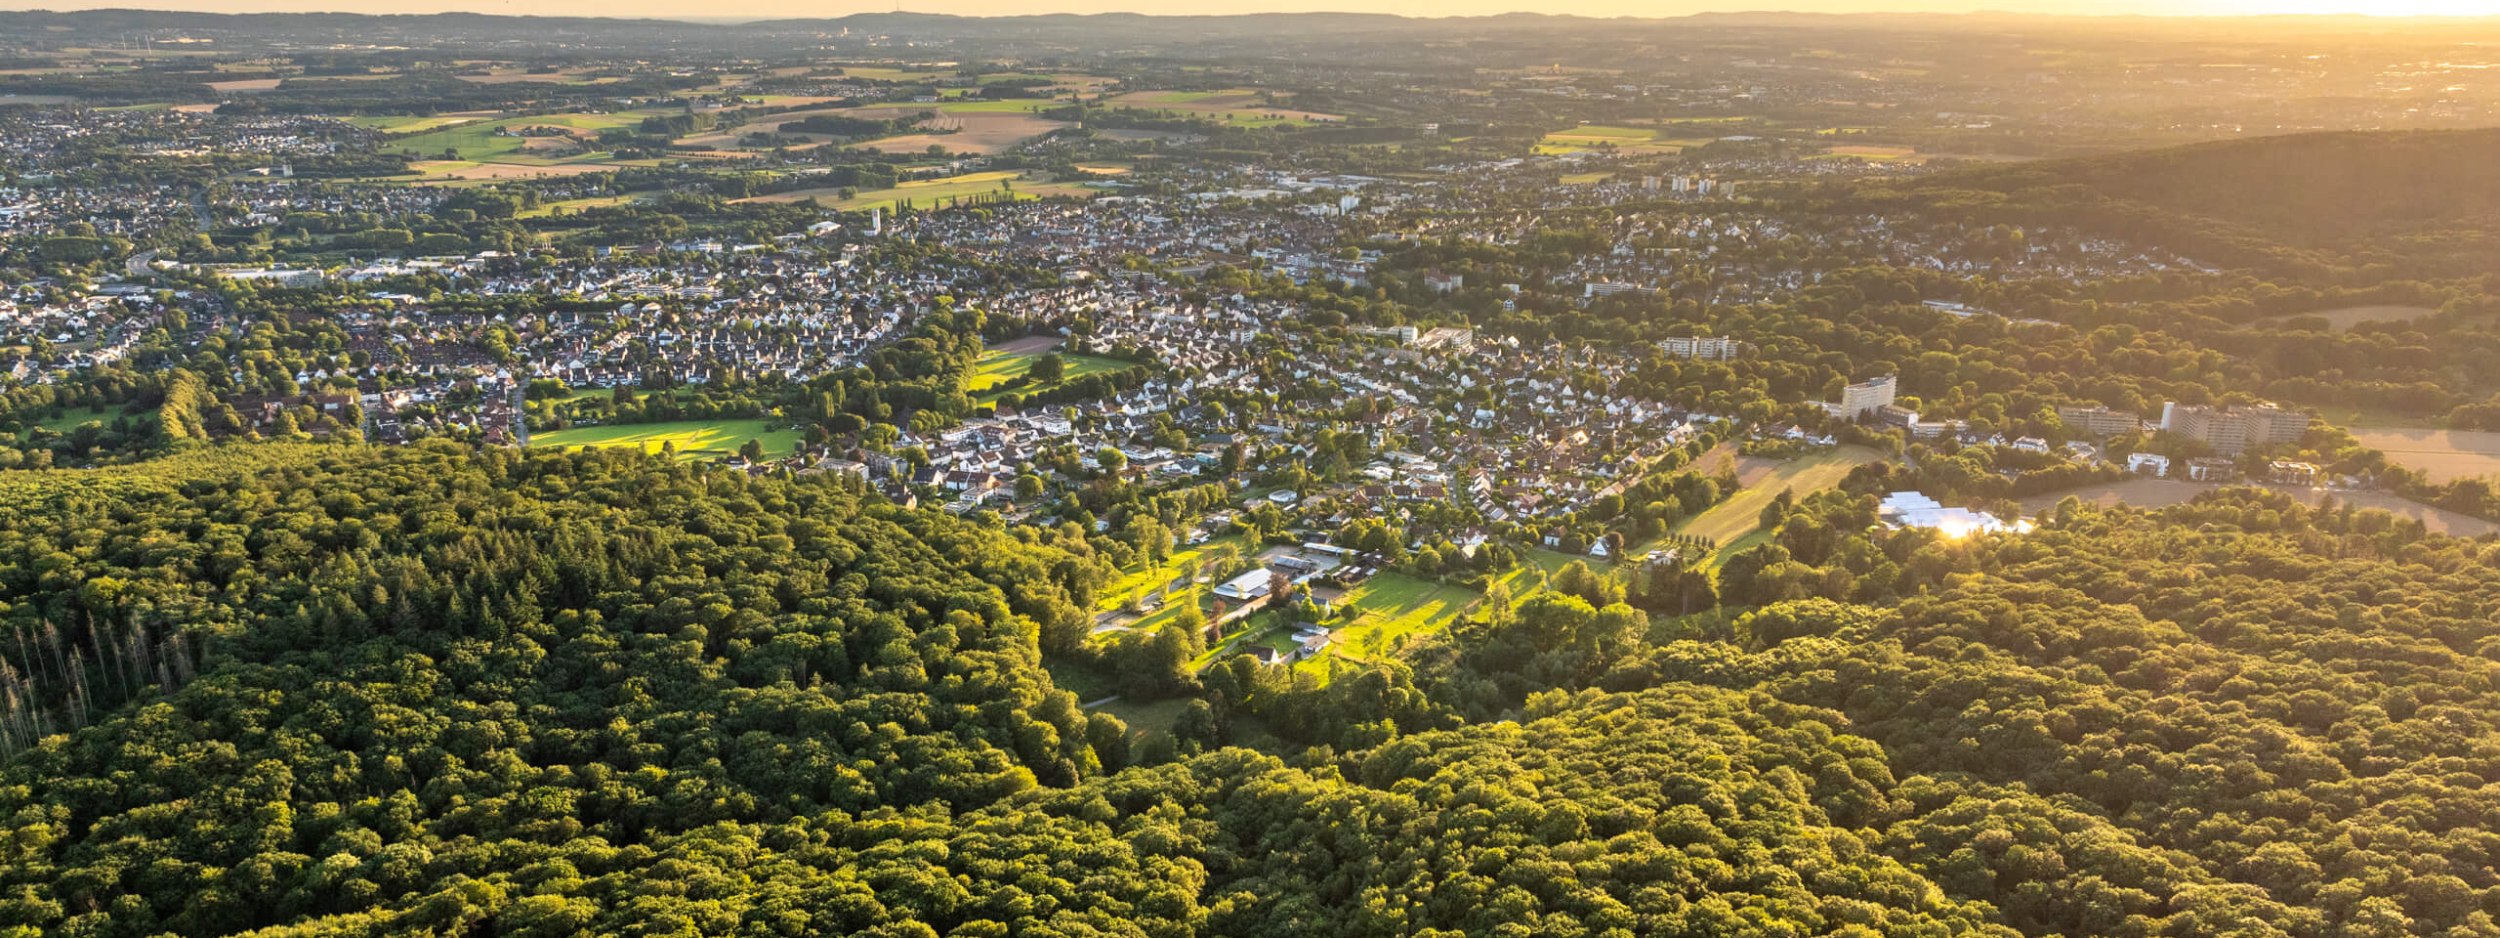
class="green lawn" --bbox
[1309,573,1483,670]
[1491,548,1597,605]
[967,347,1132,403]
[27,406,121,432]
[531,418,801,460]
[1670,446,1882,548]
[967,346,1130,393]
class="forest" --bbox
[0,439,2496,937]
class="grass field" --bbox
[858,97,1064,115]
[532,419,801,460]
[517,194,645,218]
[27,406,132,433]
[741,171,1102,212]
[1309,573,1483,668]
[1104,89,1341,127]
[347,113,494,134]
[965,345,1131,396]
[387,111,663,165]
[1490,548,1598,605]
[2349,427,2500,484]
[1536,124,1700,155]
[1671,446,1884,547]
[1817,144,1921,161]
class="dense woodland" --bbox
[5,20,2500,938]
[0,439,2495,937]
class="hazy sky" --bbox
[2,0,2495,18]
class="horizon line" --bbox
[6,5,2500,20]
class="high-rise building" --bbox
[1657,335,1747,360]
[2056,404,2141,437]
[2159,402,2308,455]
[1826,375,1897,420]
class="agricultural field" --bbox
[852,111,1070,155]
[1103,89,1342,127]
[679,101,1070,155]
[2348,427,2500,484]
[452,68,620,85]
[743,170,1102,212]
[531,419,801,460]
[1817,144,1921,161]
[1534,124,1703,155]
[346,112,495,135]
[830,65,954,82]
[383,111,667,168]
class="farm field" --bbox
[853,111,1070,155]
[740,171,1103,211]
[402,160,640,182]
[2348,427,2500,484]
[453,68,619,85]
[1819,144,1920,161]
[1103,89,1341,126]
[2020,478,2497,538]
[385,111,667,167]
[347,112,496,134]
[1535,124,1704,155]
[2252,304,2440,332]
[531,419,801,460]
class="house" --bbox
[2128,453,2171,477]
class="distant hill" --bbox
[1896,128,2500,279]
